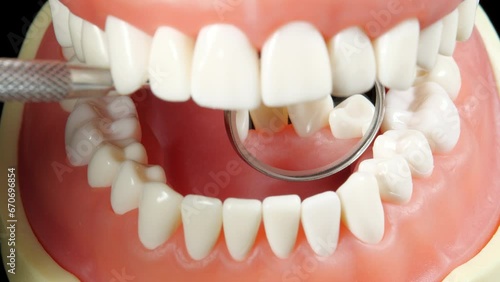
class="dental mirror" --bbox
[224,82,385,181]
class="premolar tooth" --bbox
[374,19,420,90]
[328,27,376,97]
[415,55,462,100]
[82,21,110,68]
[337,172,384,244]
[106,16,152,94]
[149,27,193,102]
[48,0,72,47]
[223,198,262,261]
[235,110,249,141]
[263,195,301,258]
[301,191,341,256]
[250,105,288,132]
[288,96,333,137]
[138,183,183,250]
[191,24,260,110]
[457,0,479,41]
[417,21,444,70]
[261,22,332,107]
[69,13,85,62]
[329,94,375,139]
[439,9,459,56]
[181,195,222,260]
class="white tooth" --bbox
[48,0,72,47]
[328,27,376,97]
[337,172,384,244]
[138,183,183,250]
[415,55,462,100]
[250,105,288,132]
[301,191,341,256]
[261,22,332,107]
[457,0,479,41]
[235,110,249,141]
[222,198,262,261]
[373,129,434,178]
[181,195,222,260]
[383,82,460,153]
[329,94,375,139]
[82,21,110,68]
[263,195,301,258]
[439,9,459,56]
[149,27,193,102]
[106,16,152,94]
[374,19,420,90]
[358,157,413,204]
[59,99,78,112]
[62,47,76,61]
[191,24,260,110]
[69,13,85,62]
[287,96,333,137]
[111,161,166,215]
[417,21,444,70]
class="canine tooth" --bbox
[181,195,223,260]
[328,27,376,97]
[111,161,166,215]
[149,27,193,102]
[261,22,332,107]
[191,24,260,110]
[415,55,462,100]
[48,0,72,47]
[250,105,288,132]
[383,82,460,153]
[301,191,341,256]
[263,195,301,258]
[223,198,262,261]
[358,157,413,204]
[373,129,434,178]
[417,21,444,70]
[439,9,459,56]
[106,16,152,94]
[457,0,479,41]
[235,110,249,141]
[337,172,384,244]
[69,13,85,62]
[374,19,420,90]
[82,21,110,68]
[288,96,333,137]
[138,183,183,250]
[329,94,375,139]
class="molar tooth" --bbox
[439,9,459,56]
[250,105,288,132]
[261,22,332,107]
[329,94,375,139]
[301,191,341,257]
[263,195,301,258]
[191,24,260,110]
[82,21,110,68]
[149,27,193,102]
[48,0,72,47]
[222,198,262,261]
[328,27,376,97]
[417,21,444,70]
[415,55,462,100]
[457,0,479,41]
[337,172,384,244]
[138,183,183,250]
[181,195,223,260]
[106,16,152,94]
[69,13,85,62]
[235,110,249,141]
[287,96,333,137]
[374,19,420,90]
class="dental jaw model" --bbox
[1,0,500,281]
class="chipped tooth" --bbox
[301,191,341,256]
[69,13,85,62]
[59,99,78,113]
[149,27,193,102]
[235,110,249,141]
[62,47,76,61]
[223,198,262,261]
[261,22,332,107]
[439,9,459,56]
[457,0,479,41]
[138,183,183,250]
[288,96,333,137]
[181,195,223,260]
[191,24,260,110]
[329,94,375,139]
[82,21,110,68]
[417,21,444,70]
[263,195,301,258]
[250,105,288,132]
[48,0,72,47]
[328,27,376,97]
[415,55,462,100]
[106,16,152,94]
[374,19,420,90]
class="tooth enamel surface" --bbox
[328,27,376,97]
[263,195,301,258]
[62,47,76,61]
[329,94,375,139]
[181,195,223,260]
[235,110,249,141]
[82,21,110,68]
[287,96,334,137]
[222,198,262,261]
[138,183,183,250]
[301,191,341,257]
[191,24,260,110]
[337,172,384,244]
[358,157,413,204]
[59,98,78,113]
[383,82,461,153]
[261,22,332,107]
[48,0,72,47]
[417,21,444,70]
[373,129,434,178]
[106,16,152,95]
[149,27,193,102]
[415,55,462,100]
[439,9,459,56]
[457,0,479,41]
[111,161,166,215]
[249,105,288,132]
[69,13,85,62]
[374,19,420,90]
